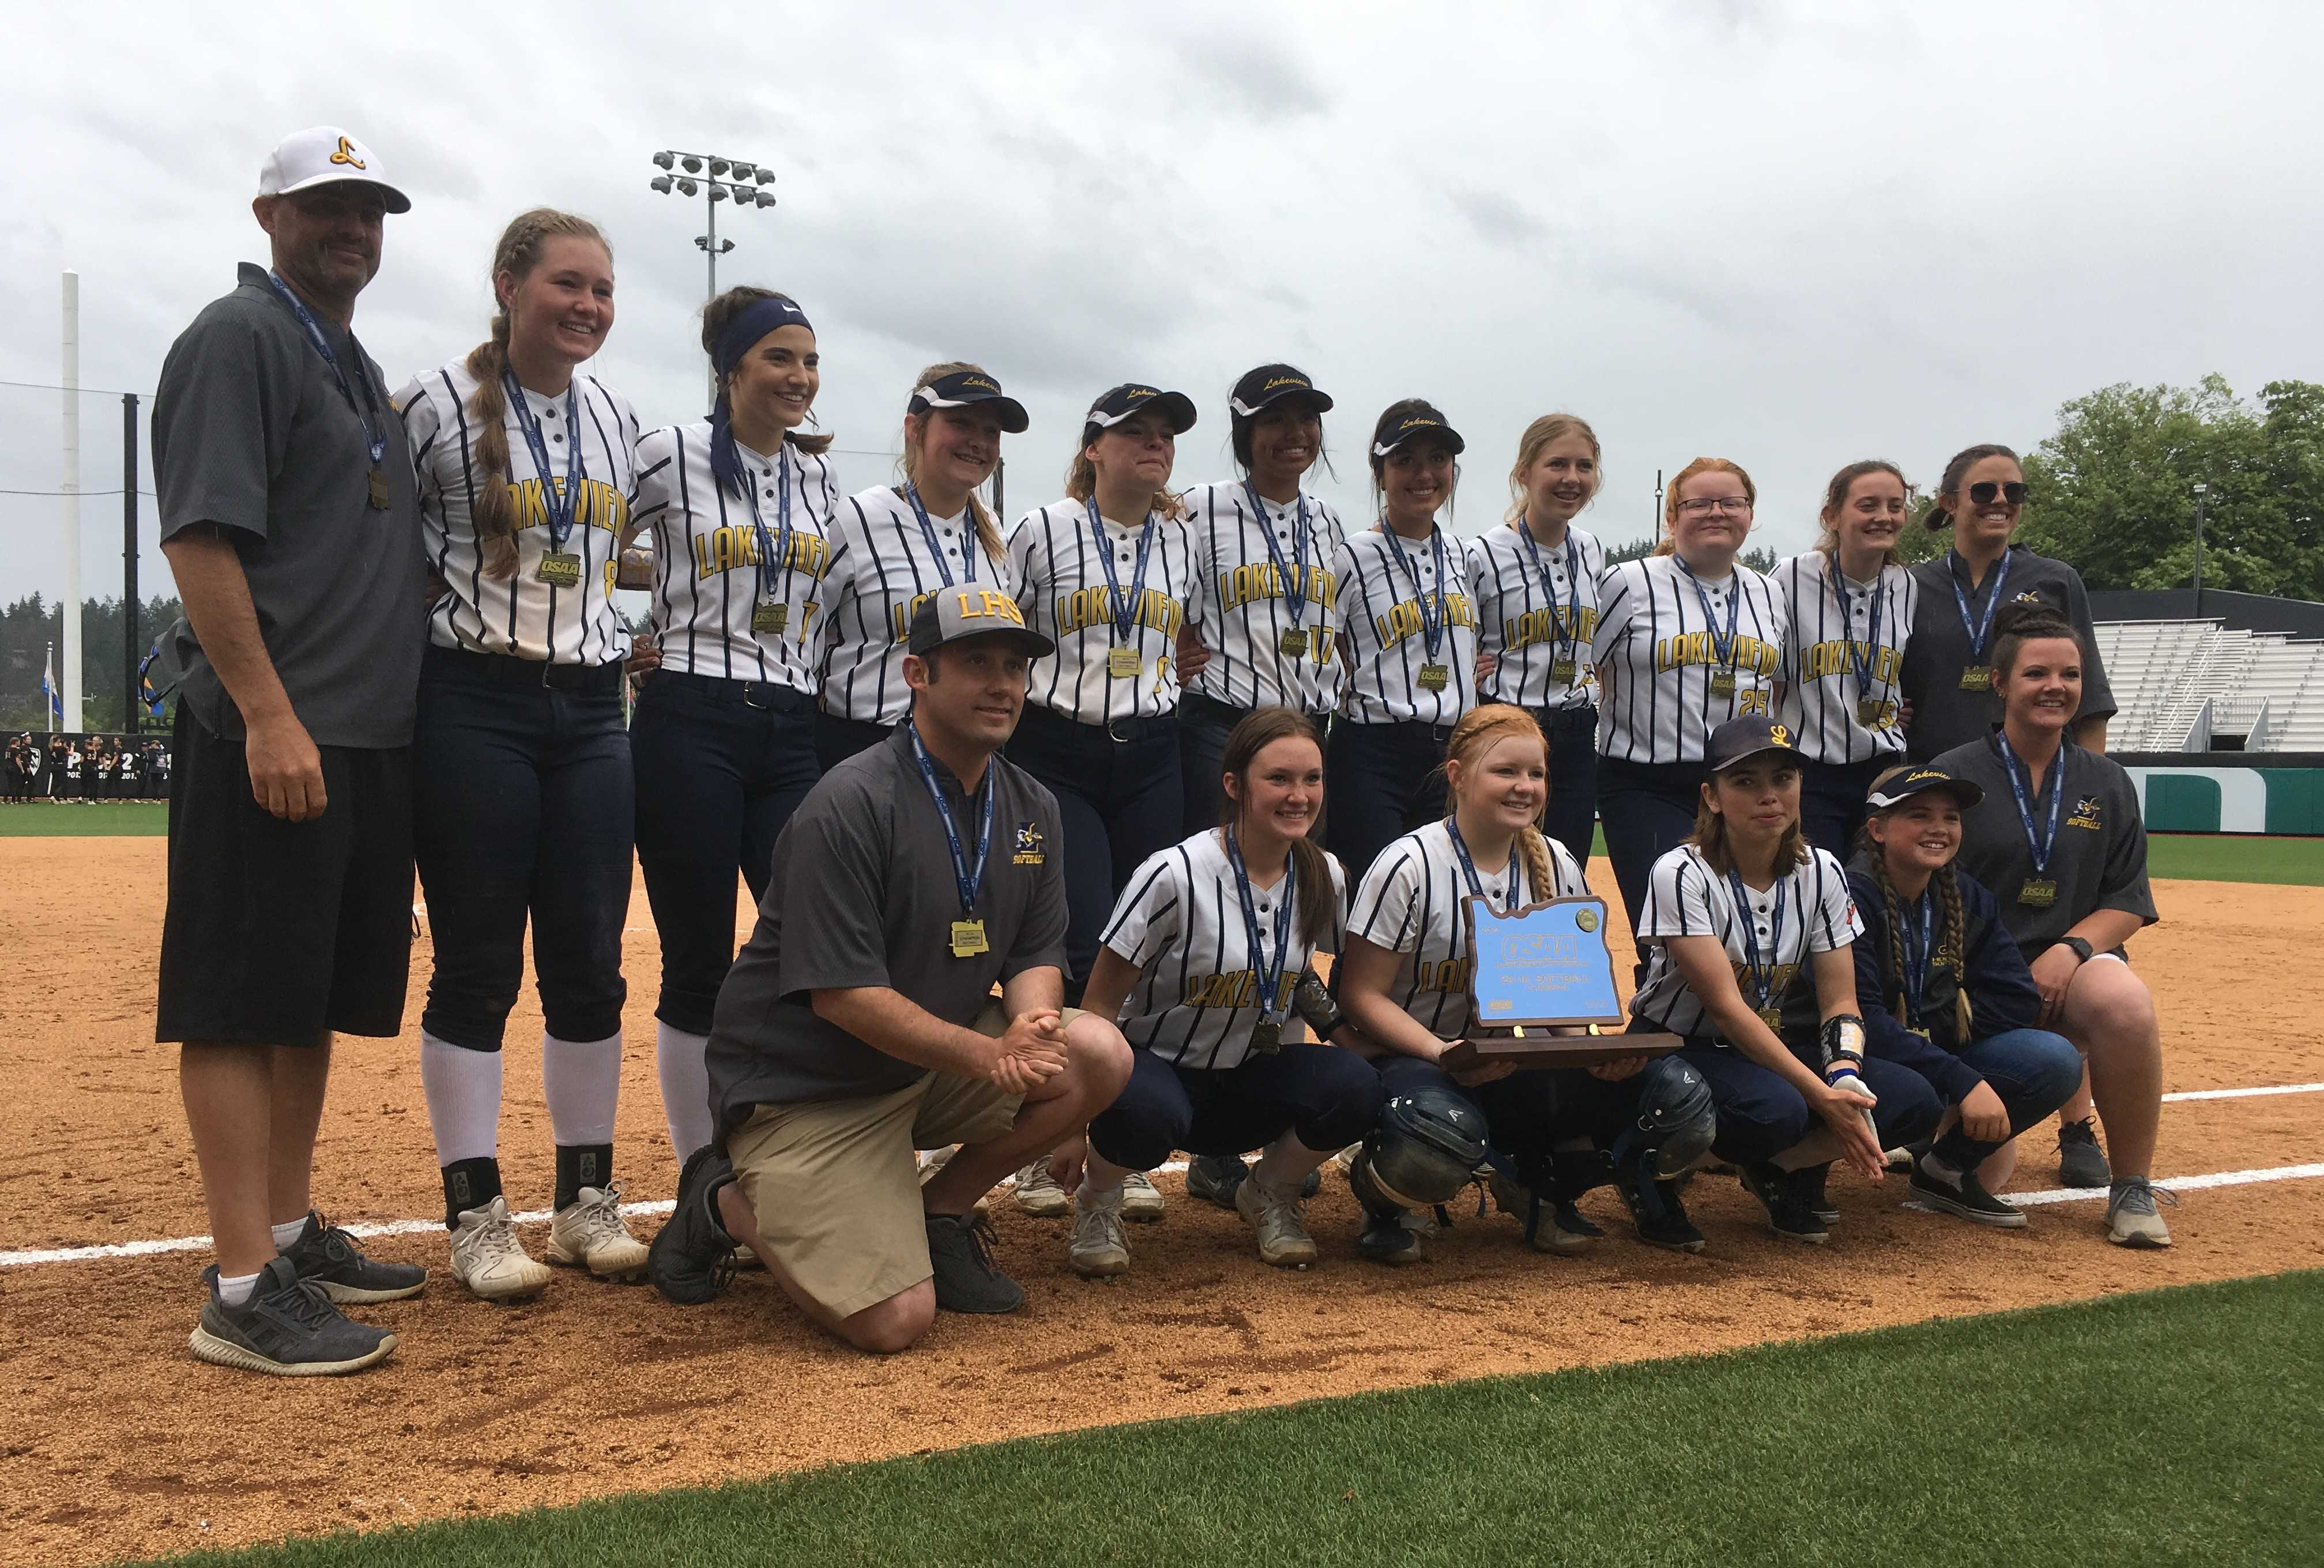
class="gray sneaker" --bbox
[278,1209,428,1303]
[188,1256,398,1376]
[925,1212,1024,1313]
[2058,1117,2111,1189]
[1235,1170,1318,1267]
[1068,1186,1132,1278]
[1185,1154,1248,1208]
[2105,1178,2176,1248]
[1121,1170,1166,1222]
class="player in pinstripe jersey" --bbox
[1774,460,1920,858]
[1055,709,1383,1274]
[627,287,838,1172]
[815,363,1026,770]
[1628,718,1940,1247]
[1325,400,1480,886]
[1591,457,1788,967]
[1465,413,1609,870]
[1175,364,1349,834]
[1006,383,1205,1006]
[396,209,649,1301]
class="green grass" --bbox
[2146,831,2324,885]
[132,1269,2324,1568]
[0,801,167,836]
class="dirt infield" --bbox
[4,836,2320,1567]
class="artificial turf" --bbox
[0,802,168,836]
[132,1268,2324,1568]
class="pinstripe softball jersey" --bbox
[398,359,638,666]
[1179,480,1349,714]
[818,485,1018,724]
[1773,550,1917,764]
[1347,819,1590,1042]
[630,421,836,687]
[1466,519,1607,714]
[1100,829,1349,1071]
[1009,497,1198,724]
[1626,843,1859,1041]
[1334,524,1479,727]
[1591,556,1787,763]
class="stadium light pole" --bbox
[649,150,779,404]
[2193,481,2210,619]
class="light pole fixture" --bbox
[650,148,779,402]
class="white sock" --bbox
[270,1217,308,1251]
[216,1269,261,1307]
[543,1030,623,1147]
[654,1022,715,1160]
[1075,1175,1127,1208]
[1922,1152,1967,1189]
[1253,1137,1331,1191]
[420,1030,504,1166]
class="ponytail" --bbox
[1926,442,2020,532]
[1517,826,1557,906]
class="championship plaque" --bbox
[616,545,657,591]
[1438,896,1681,1070]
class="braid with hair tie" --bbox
[1517,826,1555,906]
[1869,854,1912,1027]
[1938,862,1972,1039]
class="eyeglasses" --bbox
[1968,481,2029,506]
[1675,496,1753,514]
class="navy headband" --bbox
[710,296,815,498]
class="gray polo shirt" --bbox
[152,263,425,748]
[1901,546,2114,762]
[706,723,1069,1123]
[1934,733,2157,958]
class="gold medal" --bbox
[1858,697,1883,726]
[1277,627,1309,658]
[753,602,789,635]
[1417,663,1450,692]
[2017,877,2058,908]
[1709,670,1738,699]
[367,467,390,511]
[1757,1004,1783,1030]
[949,919,990,958]
[1959,666,1993,692]
[1550,657,1578,685]
[1106,645,1142,679]
[1249,1017,1282,1054]
[536,552,584,587]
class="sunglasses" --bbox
[1967,481,2029,506]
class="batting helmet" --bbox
[1350,1083,1490,1211]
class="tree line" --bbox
[0,595,183,733]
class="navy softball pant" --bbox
[1596,756,1702,963]
[1800,755,1888,863]
[1005,702,1182,1004]
[1678,1041,1943,1168]
[1534,704,1601,873]
[1090,1043,1384,1171]
[632,670,823,1036]
[1325,718,1454,888]
[1372,1055,1606,1176]
[813,708,895,774]
[1925,1027,2085,1169]
[412,646,631,1051]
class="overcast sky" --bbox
[7,0,2322,675]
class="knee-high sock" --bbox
[655,1022,715,1162]
[543,1030,623,1147]
[420,1030,503,1167]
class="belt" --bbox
[1536,703,1600,734]
[655,669,815,713]
[427,643,622,696]
[1181,690,1335,729]
[1026,702,1177,746]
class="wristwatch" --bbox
[2056,936,2094,964]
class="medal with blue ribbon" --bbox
[1949,547,2013,692]
[905,483,975,588]
[1997,732,2063,907]
[745,450,795,637]
[1676,554,1742,699]
[1830,560,1887,727]
[1384,523,1452,691]
[265,271,390,510]
[1897,886,1935,1029]
[500,367,583,587]
[1727,870,1789,1029]
[1244,482,1314,660]
[908,722,996,957]
[1223,827,1295,1053]
[1521,522,1585,688]
[1087,499,1158,680]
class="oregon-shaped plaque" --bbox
[1440,895,1680,1070]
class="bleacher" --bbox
[2091,619,2324,751]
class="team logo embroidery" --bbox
[1769,723,1791,747]
[330,135,367,169]
[1012,821,1045,865]
[2067,795,2103,830]
[2014,590,2043,604]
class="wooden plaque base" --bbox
[1438,1031,1683,1071]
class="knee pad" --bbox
[1353,1084,1490,1211]
[1610,1056,1716,1182]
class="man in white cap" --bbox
[151,127,426,1375]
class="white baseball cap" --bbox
[257,126,411,214]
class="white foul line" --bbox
[2005,1162,2324,1207]
[2161,1082,2324,1102]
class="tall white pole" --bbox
[61,271,83,732]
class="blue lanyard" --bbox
[264,272,385,466]
[500,368,582,552]
[1726,870,1788,1011]
[743,447,794,605]
[1997,733,2063,876]
[1383,523,1449,658]
[904,483,974,587]
[1675,555,1741,671]
[907,722,995,918]
[1087,500,1159,646]
[1948,548,2014,661]
[1896,886,1935,1026]
[1520,520,1584,664]
[1223,828,1295,1024]
[1446,817,1522,914]
[1242,483,1313,623]
[1829,559,1886,705]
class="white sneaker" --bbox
[1236,1171,1318,1268]
[1069,1186,1131,1278]
[547,1185,651,1280]
[450,1196,552,1302]
[918,1145,989,1219]
[1121,1169,1165,1223]
[1013,1155,1071,1218]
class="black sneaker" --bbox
[648,1144,739,1306]
[1911,1159,2028,1228]
[279,1209,428,1304]
[1801,1167,1840,1226]
[1356,1206,1425,1265]
[1614,1170,1707,1254]
[2058,1117,2110,1189]
[926,1212,1024,1313]
[1739,1163,1830,1245]
[188,1256,397,1376]
[1184,1154,1248,1209]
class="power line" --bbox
[0,376,153,398]
[0,487,155,498]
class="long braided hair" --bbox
[1861,769,1975,1039]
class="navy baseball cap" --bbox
[908,369,1029,434]
[1866,764,1985,811]
[907,587,1054,660]
[1229,364,1334,419]
[1083,383,1197,443]
[1371,402,1465,458]
[1707,717,1807,775]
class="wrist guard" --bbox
[1820,1013,1866,1067]
[1292,969,1345,1041]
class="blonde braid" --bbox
[1518,826,1557,905]
[464,318,519,580]
[1869,854,1912,1027]
[1938,863,1972,1039]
